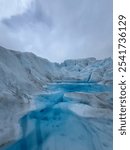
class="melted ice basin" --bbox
[4,83,113,150]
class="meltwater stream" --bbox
[5,83,112,150]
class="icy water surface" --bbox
[4,83,113,150]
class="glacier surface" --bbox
[4,83,112,150]
[0,46,113,149]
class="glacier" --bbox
[0,46,113,150]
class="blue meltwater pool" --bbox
[4,83,113,150]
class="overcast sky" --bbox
[0,0,112,62]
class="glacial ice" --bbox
[4,83,112,150]
[0,46,113,149]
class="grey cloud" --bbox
[0,0,112,62]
